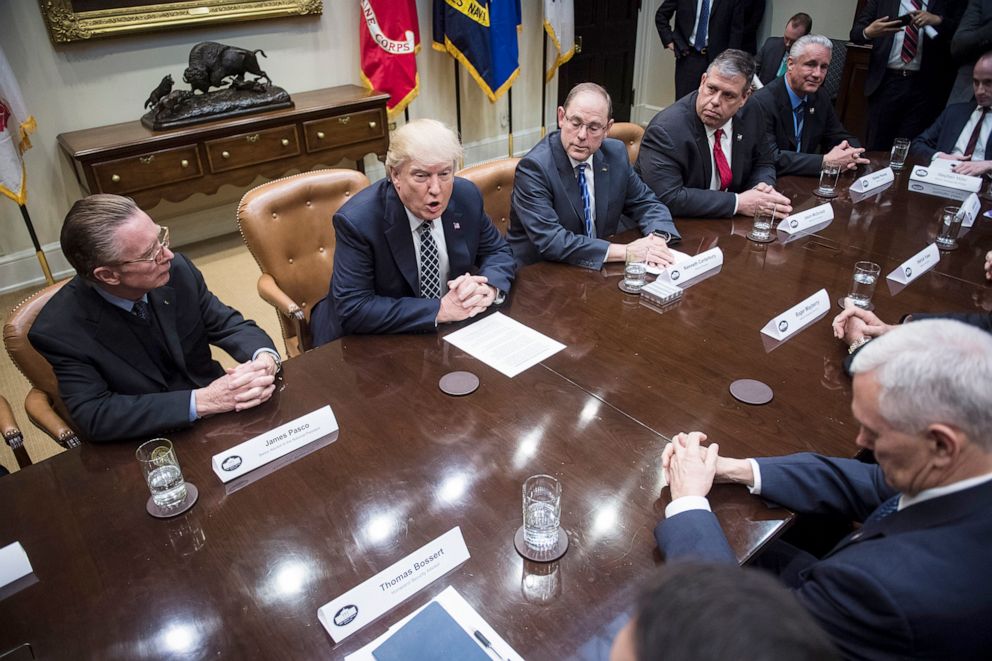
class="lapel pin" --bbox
[809,107,816,115]
[453,222,461,229]
[736,134,743,141]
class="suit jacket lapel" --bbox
[85,285,168,389]
[688,97,713,188]
[729,115,745,191]
[148,285,189,380]
[774,80,798,151]
[592,149,610,236]
[383,183,421,295]
[440,195,470,275]
[550,135,585,227]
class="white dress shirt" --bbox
[950,106,992,160]
[706,118,740,215]
[688,0,710,49]
[568,153,597,228]
[886,0,931,72]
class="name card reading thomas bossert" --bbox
[761,289,830,341]
[886,243,940,285]
[961,192,981,228]
[211,405,338,483]
[909,165,982,193]
[852,167,894,193]
[318,527,471,643]
[655,247,723,286]
[777,203,833,235]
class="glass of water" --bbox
[523,474,561,553]
[889,138,911,171]
[747,204,776,242]
[848,261,881,309]
[136,438,188,510]
[815,162,841,198]
[936,205,964,250]
[624,245,648,291]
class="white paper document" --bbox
[886,244,940,285]
[852,167,894,193]
[777,204,833,235]
[909,164,982,193]
[0,542,32,588]
[760,289,830,341]
[960,193,981,228]
[654,247,723,286]
[345,586,524,661]
[443,312,566,378]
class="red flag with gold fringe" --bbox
[360,0,421,117]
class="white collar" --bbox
[705,117,734,140]
[567,153,595,171]
[899,471,992,511]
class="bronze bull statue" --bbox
[182,42,270,94]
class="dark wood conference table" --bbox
[1,156,989,659]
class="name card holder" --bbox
[886,243,940,286]
[654,247,723,287]
[760,289,830,342]
[852,168,894,193]
[777,204,834,235]
[961,193,981,228]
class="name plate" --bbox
[961,192,981,228]
[761,289,829,341]
[655,247,723,286]
[909,165,982,193]
[886,243,940,285]
[211,405,338,483]
[318,527,471,642]
[777,203,834,235]
[0,542,32,588]
[852,167,894,193]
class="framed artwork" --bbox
[39,0,323,44]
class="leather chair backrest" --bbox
[456,157,521,235]
[607,122,645,165]
[237,169,370,323]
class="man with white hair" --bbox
[310,119,515,344]
[751,35,869,177]
[654,319,992,658]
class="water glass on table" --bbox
[848,261,881,309]
[523,474,561,553]
[889,138,911,171]
[624,245,648,291]
[815,162,841,198]
[936,206,964,250]
[136,438,188,510]
[748,204,777,242]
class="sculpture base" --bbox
[142,86,293,131]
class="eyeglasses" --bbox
[120,226,170,265]
[564,114,607,136]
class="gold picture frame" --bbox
[39,0,323,44]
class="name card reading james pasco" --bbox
[886,243,940,285]
[761,289,830,341]
[655,247,723,286]
[318,527,471,642]
[852,167,894,193]
[211,405,338,483]
[777,203,833,235]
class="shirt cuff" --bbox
[189,391,198,422]
[732,193,739,216]
[665,495,712,519]
[747,458,762,495]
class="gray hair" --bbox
[850,319,992,449]
[61,194,140,280]
[563,82,613,120]
[386,118,463,171]
[706,49,756,91]
[790,34,834,60]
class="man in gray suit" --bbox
[508,83,681,271]
[636,49,792,219]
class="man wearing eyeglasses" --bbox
[508,82,681,271]
[29,194,280,442]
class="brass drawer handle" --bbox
[139,155,155,165]
[338,116,351,125]
[369,121,377,129]
[222,151,231,159]
[281,138,290,147]
[246,134,260,143]
[316,131,325,139]
[111,174,121,183]
[181,159,190,168]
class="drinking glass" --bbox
[748,204,776,242]
[814,162,841,198]
[136,438,188,509]
[889,138,911,171]
[936,205,964,250]
[847,261,881,309]
[522,475,561,552]
[624,245,648,291]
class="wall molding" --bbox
[0,245,73,295]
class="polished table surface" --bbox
[1,156,990,659]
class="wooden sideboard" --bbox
[57,85,390,210]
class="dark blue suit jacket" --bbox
[756,36,788,86]
[910,101,992,160]
[655,453,992,660]
[508,132,681,270]
[310,177,515,345]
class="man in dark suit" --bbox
[29,195,279,442]
[656,0,743,100]
[508,82,681,271]
[636,49,792,219]
[310,119,515,345]
[654,319,992,659]
[755,12,813,86]
[910,50,992,174]
[751,35,868,176]
[851,0,964,151]
[739,0,766,54]
[949,0,992,104]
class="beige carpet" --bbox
[0,232,284,473]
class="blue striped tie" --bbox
[694,0,710,51]
[864,495,900,526]
[577,163,594,237]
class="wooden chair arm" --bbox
[25,388,80,449]
[0,396,32,468]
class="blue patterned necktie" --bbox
[793,100,806,151]
[576,163,594,237]
[131,299,149,322]
[694,0,710,51]
[864,495,900,526]
[418,221,442,299]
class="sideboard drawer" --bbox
[205,125,301,174]
[303,109,384,153]
[92,145,202,195]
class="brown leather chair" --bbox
[457,157,521,235]
[3,280,81,451]
[238,169,370,357]
[1,394,31,469]
[607,122,645,165]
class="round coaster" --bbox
[146,482,198,519]
[439,371,480,396]
[514,526,569,563]
[746,231,775,244]
[617,280,644,295]
[836,296,874,312]
[813,188,839,199]
[729,379,774,406]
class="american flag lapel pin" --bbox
[809,107,816,115]
[736,133,743,141]
[453,222,461,229]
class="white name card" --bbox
[909,165,982,193]
[777,203,834,235]
[0,542,32,588]
[961,193,981,228]
[761,289,830,341]
[853,167,895,193]
[211,405,338,483]
[318,527,471,642]
[655,247,723,286]
[886,243,940,285]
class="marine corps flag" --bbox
[433,0,522,103]
[0,45,36,205]
[544,0,575,81]
[360,0,421,117]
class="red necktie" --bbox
[900,0,923,64]
[964,107,989,157]
[713,128,732,191]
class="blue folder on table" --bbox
[372,601,491,661]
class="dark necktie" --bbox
[900,0,923,64]
[776,53,788,78]
[694,0,711,51]
[712,128,732,191]
[793,100,806,151]
[577,163,594,237]
[418,221,442,299]
[864,495,900,526]
[131,299,149,322]
[964,107,989,157]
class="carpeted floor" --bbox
[0,232,284,473]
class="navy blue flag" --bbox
[432,0,521,102]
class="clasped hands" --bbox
[824,140,870,171]
[661,432,754,501]
[831,304,894,347]
[195,352,278,417]
[436,272,497,323]
[737,182,793,218]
